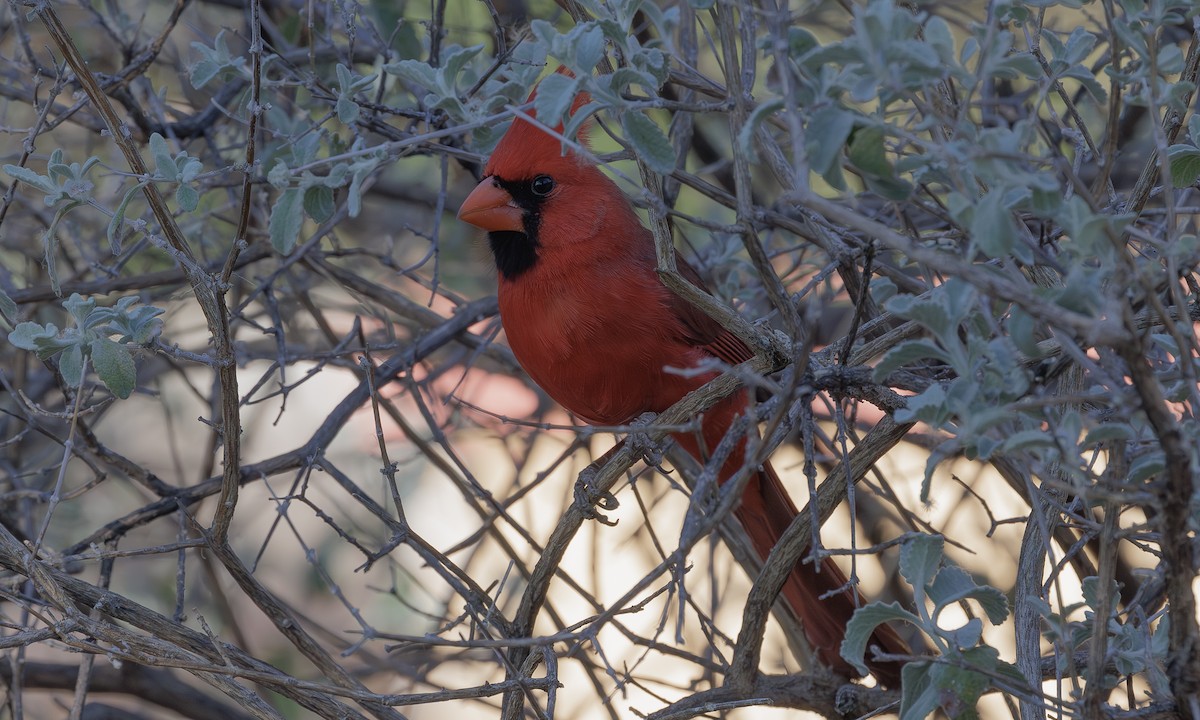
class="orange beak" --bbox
[458,177,524,233]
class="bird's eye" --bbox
[530,175,555,197]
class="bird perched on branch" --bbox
[458,68,906,686]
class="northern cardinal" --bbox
[458,71,905,685]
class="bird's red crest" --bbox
[484,67,594,179]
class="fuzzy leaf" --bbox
[899,661,938,720]
[1008,307,1041,358]
[892,283,974,340]
[107,182,145,254]
[895,383,950,426]
[385,59,438,91]
[269,188,305,254]
[8,322,69,357]
[971,189,1018,259]
[188,32,244,88]
[999,429,1056,453]
[59,344,84,386]
[346,156,381,217]
[149,133,178,181]
[840,601,920,675]
[574,24,605,72]
[1167,144,1200,188]
[336,63,354,90]
[737,98,782,160]
[1081,576,1120,613]
[806,106,855,176]
[924,16,956,64]
[440,44,483,91]
[304,185,335,223]
[190,59,221,88]
[3,164,58,195]
[874,339,951,379]
[622,111,675,174]
[933,660,992,719]
[176,183,199,212]
[43,202,84,297]
[930,566,1009,624]
[1129,451,1165,483]
[177,155,203,183]
[1082,423,1133,446]
[532,71,578,134]
[64,293,98,328]
[267,160,291,189]
[337,95,360,124]
[90,337,136,398]
[847,125,891,177]
[948,618,983,648]
[927,565,975,608]
[900,534,944,593]
[1189,114,1200,147]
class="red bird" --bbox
[458,74,905,685]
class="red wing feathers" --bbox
[671,252,755,365]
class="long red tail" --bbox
[736,460,906,686]
[674,394,907,686]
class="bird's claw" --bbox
[627,411,665,467]
[574,462,619,526]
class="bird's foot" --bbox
[626,411,665,468]
[574,462,620,526]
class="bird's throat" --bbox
[488,230,540,280]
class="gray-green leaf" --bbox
[304,185,335,223]
[8,321,67,356]
[574,24,605,72]
[3,164,58,195]
[874,339,951,380]
[337,95,360,124]
[269,188,305,254]
[90,337,136,398]
[898,662,938,720]
[1167,144,1200,188]
[971,189,1018,259]
[840,601,921,675]
[929,566,1009,625]
[622,111,675,174]
[176,184,199,212]
[385,59,438,91]
[847,125,891,178]
[532,71,577,132]
[806,106,855,176]
[60,344,84,387]
[149,133,178,181]
[900,534,944,593]
[107,182,145,254]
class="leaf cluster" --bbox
[7,294,162,397]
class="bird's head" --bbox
[458,68,617,280]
